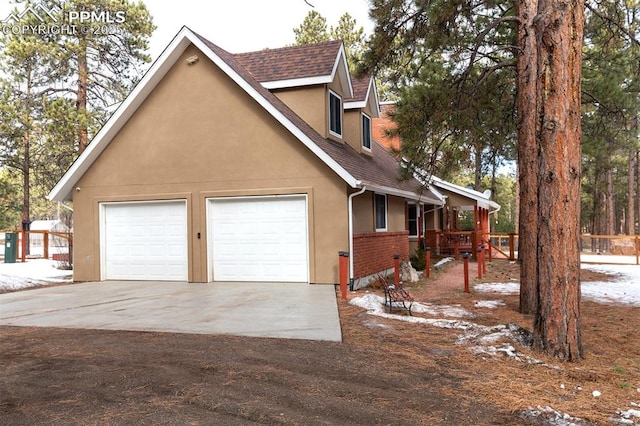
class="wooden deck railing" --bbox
[1,230,73,262]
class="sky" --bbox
[0,0,375,61]
[143,0,374,59]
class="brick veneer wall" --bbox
[353,231,410,278]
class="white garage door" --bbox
[209,196,308,282]
[102,201,188,281]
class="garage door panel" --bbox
[103,201,188,281]
[210,196,308,282]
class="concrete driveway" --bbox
[0,281,342,342]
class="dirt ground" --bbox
[1,260,638,425]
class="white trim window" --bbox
[329,90,342,137]
[362,113,371,151]
[375,193,387,231]
[408,203,419,237]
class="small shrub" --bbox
[410,246,426,271]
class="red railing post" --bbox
[43,232,49,260]
[477,245,483,279]
[463,253,470,293]
[481,244,487,275]
[454,241,459,260]
[339,251,349,300]
[21,230,26,262]
[393,254,400,284]
[425,247,431,278]
[509,233,515,260]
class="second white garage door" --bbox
[209,196,308,282]
[101,200,188,281]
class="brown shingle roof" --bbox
[346,76,371,103]
[194,33,427,199]
[233,40,342,83]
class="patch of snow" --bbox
[474,282,520,295]
[412,301,474,318]
[475,263,640,307]
[521,406,589,426]
[592,390,601,398]
[350,294,477,328]
[434,257,454,269]
[473,300,505,308]
[0,259,72,292]
[616,408,640,423]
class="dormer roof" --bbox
[233,40,353,96]
[345,76,380,118]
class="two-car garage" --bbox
[100,196,309,283]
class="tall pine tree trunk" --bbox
[637,149,640,235]
[77,39,88,153]
[628,150,635,234]
[518,0,584,361]
[474,142,483,191]
[606,165,615,239]
[517,0,540,315]
[22,72,32,253]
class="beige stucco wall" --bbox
[343,109,360,153]
[273,86,327,138]
[344,98,375,155]
[352,192,373,234]
[71,44,350,284]
[351,191,406,234]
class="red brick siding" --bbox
[353,231,410,278]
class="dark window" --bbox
[362,114,371,150]
[375,193,387,231]
[329,91,342,136]
[408,204,418,237]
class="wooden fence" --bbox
[431,232,639,265]
[1,230,73,262]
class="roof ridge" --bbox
[233,39,342,56]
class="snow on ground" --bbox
[433,256,454,269]
[473,300,506,308]
[0,259,72,292]
[350,263,640,426]
[475,263,640,307]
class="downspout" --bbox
[348,185,366,290]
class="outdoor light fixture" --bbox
[186,55,199,65]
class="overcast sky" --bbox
[0,1,374,60]
[145,0,373,58]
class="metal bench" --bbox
[378,274,414,315]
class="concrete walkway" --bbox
[0,281,342,342]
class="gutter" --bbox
[348,184,367,290]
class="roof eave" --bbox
[48,26,195,202]
[332,44,353,98]
[261,75,333,89]
[363,183,444,205]
[430,176,501,211]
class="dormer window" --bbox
[362,113,371,151]
[329,90,342,137]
